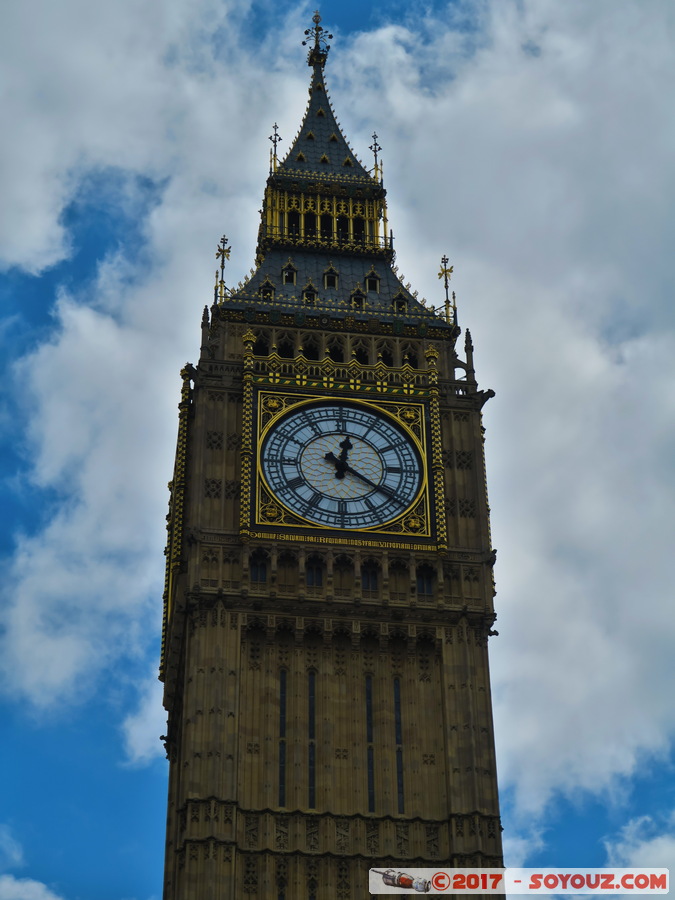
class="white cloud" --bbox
[0,876,65,900]
[0,827,23,872]
[122,673,167,766]
[605,813,675,871]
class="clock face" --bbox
[260,401,423,530]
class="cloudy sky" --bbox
[1,0,674,897]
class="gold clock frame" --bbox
[245,390,433,540]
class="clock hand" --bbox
[324,450,347,479]
[338,436,352,464]
[324,436,353,480]
[342,463,405,505]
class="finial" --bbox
[303,11,332,67]
[369,132,382,180]
[269,123,282,173]
[438,255,454,324]
[215,235,231,302]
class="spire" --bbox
[277,12,372,181]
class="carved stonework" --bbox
[396,823,409,856]
[204,478,222,499]
[336,818,350,852]
[366,820,379,855]
[242,856,258,894]
[337,859,350,900]
[426,824,440,857]
[245,814,259,848]
[306,816,319,851]
[206,430,223,449]
[275,816,289,850]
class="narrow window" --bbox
[366,275,379,292]
[305,212,317,238]
[394,677,404,813]
[250,553,267,584]
[308,671,316,808]
[416,564,434,596]
[307,559,323,587]
[279,669,287,807]
[260,281,275,302]
[366,675,375,812]
[320,215,333,242]
[337,215,349,242]
[282,266,296,285]
[303,289,317,305]
[288,210,300,236]
[352,216,365,242]
[361,564,378,592]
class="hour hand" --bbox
[324,450,347,479]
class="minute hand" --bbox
[343,464,402,503]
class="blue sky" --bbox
[2,1,675,898]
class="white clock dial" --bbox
[260,401,422,530]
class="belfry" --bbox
[160,13,503,898]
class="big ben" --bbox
[160,12,503,899]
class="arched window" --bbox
[302,336,320,360]
[352,216,365,243]
[277,336,294,359]
[377,340,394,367]
[252,333,270,356]
[327,337,344,363]
[352,339,369,365]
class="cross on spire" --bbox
[269,123,282,172]
[438,254,455,324]
[369,132,382,180]
[214,235,231,303]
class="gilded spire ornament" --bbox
[268,122,282,173]
[438,254,455,324]
[303,10,332,66]
[369,132,382,181]
[214,234,231,302]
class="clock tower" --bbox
[160,13,503,899]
